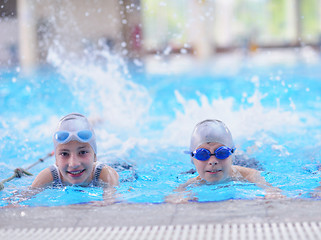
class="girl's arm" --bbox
[4,168,52,207]
[31,167,54,188]
[99,165,119,187]
[94,166,119,205]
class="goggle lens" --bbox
[194,148,211,161]
[192,146,234,161]
[54,130,92,143]
[55,131,69,142]
[77,130,92,141]
[215,147,231,159]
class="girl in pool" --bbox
[5,113,119,206]
[32,113,119,188]
[167,119,283,202]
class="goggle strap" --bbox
[183,150,194,157]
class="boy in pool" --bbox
[30,113,119,204]
[167,119,283,203]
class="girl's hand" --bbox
[264,187,286,199]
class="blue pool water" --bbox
[1,50,321,206]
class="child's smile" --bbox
[66,169,86,177]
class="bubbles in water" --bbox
[180,49,188,54]
[163,46,172,55]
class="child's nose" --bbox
[208,155,218,165]
[69,154,80,168]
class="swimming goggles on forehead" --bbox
[54,130,93,144]
[189,146,235,161]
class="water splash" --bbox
[46,42,153,155]
[161,88,320,148]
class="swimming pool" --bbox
[1,48,321,207]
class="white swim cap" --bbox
[53,113,97,154]
[189,119,234,151]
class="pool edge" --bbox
[1,199,321,229]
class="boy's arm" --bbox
[234,165,284,199]
[165,177,200,203]
[175,176,200,192]
[234,165,268,186]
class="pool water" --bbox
[1,49,321,207]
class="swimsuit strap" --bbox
[49,163,106,187]
[92,162,106,186]
[49,164,63,187]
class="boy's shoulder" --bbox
[232,165,266,185]
[233,165,259,174]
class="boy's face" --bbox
[192,142,232,183]
[55,140,95,185]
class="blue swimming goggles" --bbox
[189,146,235,161]
[54,130,93,144]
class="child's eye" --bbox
[79,150,88,155]
[59,152,69,157]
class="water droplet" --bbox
[122,49,128,55]
[180,49,187,54]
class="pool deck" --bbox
[1,199,321,229]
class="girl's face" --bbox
[55,140,95,185]
[192,142,233,183]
